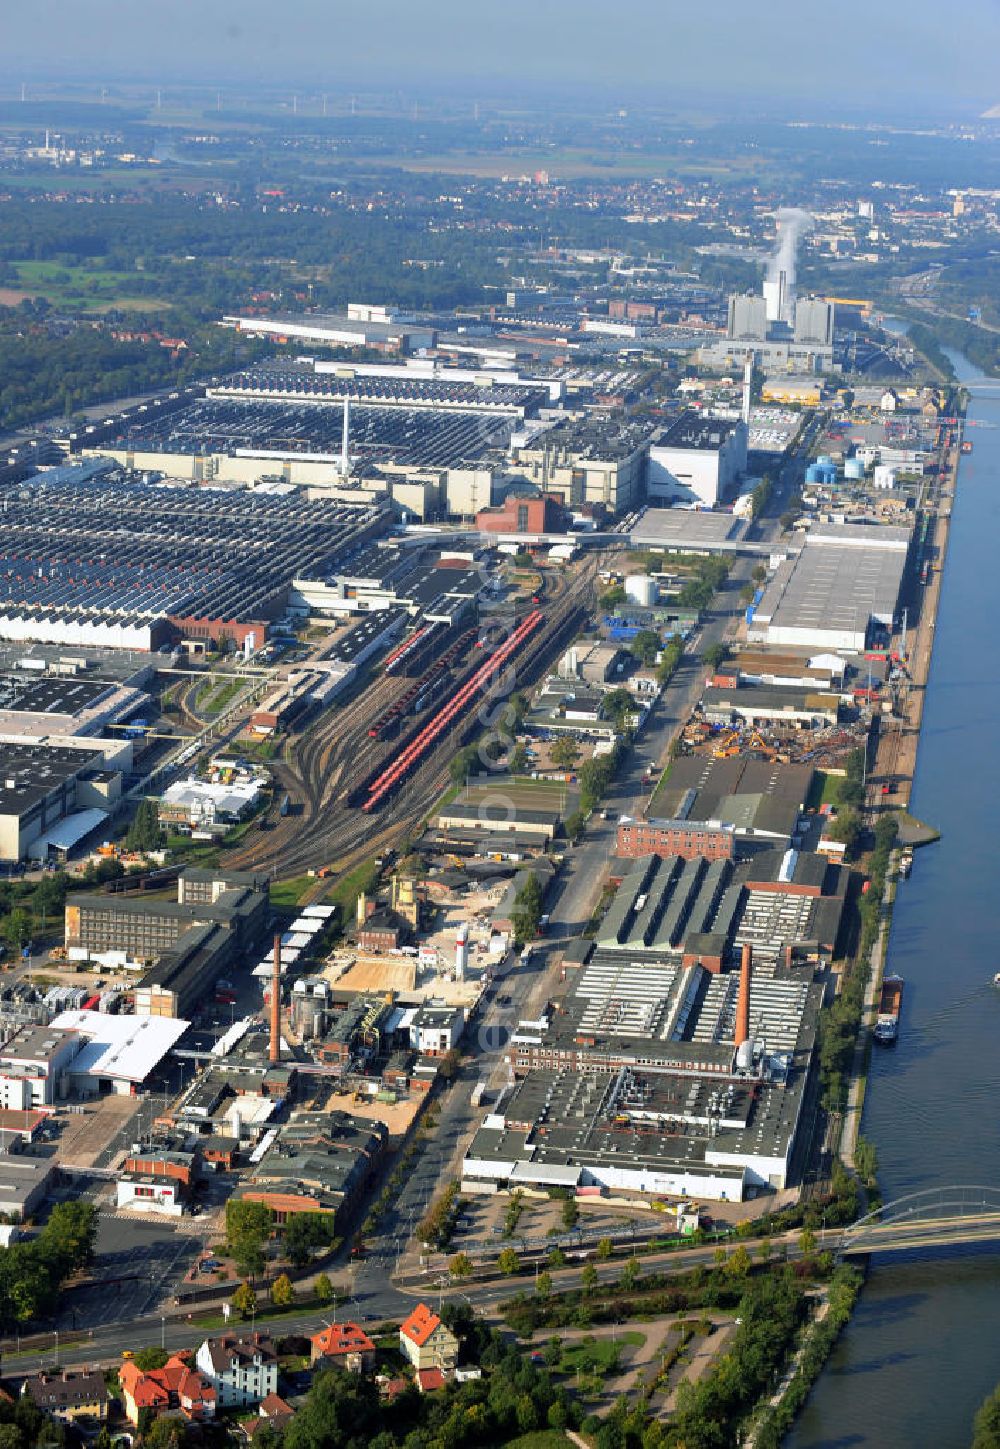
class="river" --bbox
[788,356,1000,1447]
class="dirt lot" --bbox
[318,1088,424,1143]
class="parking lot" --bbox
[57,1216,202,1331]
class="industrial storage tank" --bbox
[844,457,866,480]
[625,574,658,608]
[806,462,837,485]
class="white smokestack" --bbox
[765,209,813,323]
[742,354,753,426]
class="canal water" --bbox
[788,355,1000,1448]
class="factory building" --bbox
[476,492,569,535]
[0,470,386,651]
[648,756,814,851]
[466,913,825,1199]
[222,310,437,354]
[65,868,268,1018]
[615,817,736,862]
[628,508,749,555]
[0,741,124,863]
[647,412,748,507]
[700,292,836,374]
[511,419,649,515]
[748,523,909,653]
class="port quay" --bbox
[791,356,1000,1444]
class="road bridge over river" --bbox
[839,1186,1000,1257]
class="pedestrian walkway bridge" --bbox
[839,1186,1000,1256]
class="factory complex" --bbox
[0,233,946,1268]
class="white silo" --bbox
[625,575,658,608]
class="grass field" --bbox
[269,875,313,909]
[458,774,573,818]
[805,770,843,811]
[558,1331,645,1374]
[11,259,173,311]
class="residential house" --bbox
[119,1354,216,1426]
[416,1368,446,1395]
[310,1322,377,1374]
[399,1304,459,1373]
[22,1371,109,1424]
[195,1332,278,1408]
[243,1392,295,1438]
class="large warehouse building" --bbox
[647,412,748,507]
[0,469,386,650]
[749,523,910,653]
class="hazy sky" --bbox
[3,0,998,114]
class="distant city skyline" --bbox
[2,0,998,117]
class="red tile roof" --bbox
[400,1303,443,1348]
[311,1322,375,1357]
[416,1368,446,1394]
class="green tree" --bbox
[550,736,581,770]
[271,1272,294,1307]
[702,641,731,673]
[560,1197,579,1230]
[726,1246,751,1279]
[563,809,586,842]
[799,1228,818,1256]
[507,742,529,775]
[226,1199,274,1278]
[751,564,768,584]
[231,1281,257,1318]
[438,1047,462,1081]
[596,1237,613,1259]
[973,1384,1000,1449]
[283,1211,335,1268]
[619,1257,640,1292]
[132,1347,170,1371]
[581,1263,598,1295]
[536,1270,552,1298]
[601,687,637,732]
[34,871,68,923]
[450,1251,473,1280]
[313,1272,334,1304]
[3,907,32,955]
[855,1135,879,1187]
[511,872,545,944]
[630,629,661,667]
[830,808,862,854]
[498,1247,520,1276]
[126,797,162,854]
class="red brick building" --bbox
[476,493,568,535]
[615,818,735,862]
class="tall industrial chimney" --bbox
[269,933,281,1064]
[741,353,753,426]
[735,943,752,1048]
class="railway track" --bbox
[222,556,600,885]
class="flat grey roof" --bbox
[630,508,748,552]
[756,529,908,636]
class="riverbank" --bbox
[788,360,1000,1447]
